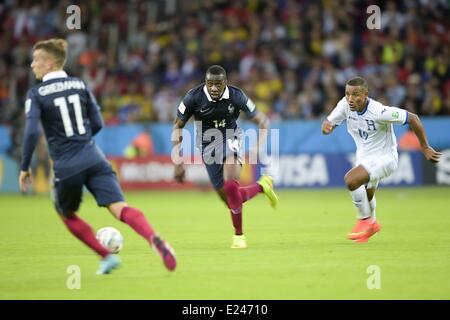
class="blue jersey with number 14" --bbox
[176,84,257,146]
[21,72,106,180]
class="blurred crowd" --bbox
[0,0,449,129]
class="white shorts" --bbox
[357,154,398,189]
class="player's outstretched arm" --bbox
[407,112,442,163]
[86,90,103,135]
[19,112,40,192]
[171,118,186,183]
[322,119,336,135]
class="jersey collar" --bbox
[42,70,68,82]
[357,98,370,115]
[203,85,230,102]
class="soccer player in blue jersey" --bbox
[19,39,176,274]
[171,65,278,249]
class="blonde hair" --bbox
[33,38,68,68]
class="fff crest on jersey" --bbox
[228,104,235,114]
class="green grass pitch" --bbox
[0,187,449,299]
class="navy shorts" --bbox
[202,136,243,190]
[51,161,125,216]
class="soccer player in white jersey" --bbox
[322,76,441,242]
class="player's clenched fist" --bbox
[321,119,335,135]
[174,163,185,183]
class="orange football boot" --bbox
[348,218,381,242]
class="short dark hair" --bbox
[206,65,227,78]
[346,76,368,91]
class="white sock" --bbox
[350,186,371,219]
[369,196,376,221]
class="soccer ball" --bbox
[96,227,124,254]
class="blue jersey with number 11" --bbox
[21,72,106,180]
